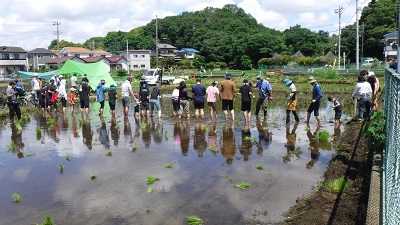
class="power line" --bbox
[1,23,52,27]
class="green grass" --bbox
[25,153,35,157]
[36,127,42,139]
[38,213,54,225]
[255,164,263,170]
[147,187,154,195]
[163,164,173,168]
[90,175,97,181]
[146,176,160,185]
[65,155,70,161]
[7,141,17,152]
[16,122,22,134]
[315,130,331,142]
[294,147,303,158]
[186,215,204,225]
[325,176,346,194]
[59,163,64,172]
[140,122,148,130]
[47,118,56,126]
[235,182,250,190]
[131,146,138,152]
[105,151,112,156]
[12,193,21,203]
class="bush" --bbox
[116,68,128,77]
[363,110,385,150]
[298,57,314,65]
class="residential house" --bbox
[107,56,128,71]
[120,50,151,71]
[46,56,84,69]
[151,43,176,59]
[28,48,57,70]
[59,47,112,58]
[383,31,398,62]
[174,48,200,61]
[0,46,27,78]
[81,56,111,72]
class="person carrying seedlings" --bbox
[306,77,323,126]
[139,79,150,117]
[238,78,255,123]
[191,77,206,120]
[220,73,237,120]
[206,81,219,121]
[69,88,77,113]
[171,86,181,118]
[283,78,299,123]
[108,84,118,116]
[254,75,273,117]
[96,79,107,116]
[352,75,372,121]
[327,96,342,128]
[149,84,162,118]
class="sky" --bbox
[0,0,372,51]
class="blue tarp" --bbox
[18,70,57,80]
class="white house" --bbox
[174,48,200,61]
[383,31,398,62]
[107,56,128,71]
[120,50,151,71]
[0,46,28,77]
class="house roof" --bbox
[156,43,176,49]
[384,31,398,37]
[107,56,126,63]
[0,46,27,53]
[81,56,110,63]
[92,49,110,55]
[46,56,76,64]
[50,49,59,54]
[175,48,200,53]
[29,48,55,54]
[62,47,110,55]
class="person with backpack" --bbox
[139,79,150,117]
[149,85,162,118]
[108,84,117,116]
[96,79,107,116]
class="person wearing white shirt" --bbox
[121,76,136,116]
[70,73,77,88]
[31,73,40,105]
[352,75,372,121]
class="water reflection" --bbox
[82,118,93,150]
[193,120,207,158]
[180,120,191,156]
[10,123,24,158]
[110,116,119,146]
[71,114,79,138]
[239,129,252,161]
[283,123,298,163]
[140,117,151,148]
[221,121,235,165]
[98,116,110,149]
[207,121,219,154]
[256,117,272,156]
[151,118,163,144]
[306,124,320,169]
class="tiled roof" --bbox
[107,56,126,63]
[46,56,75,64]
[0,46,27,53]
[92,49,110,55]
[63,47,92,53]
[81,56,110,63]
[29,48,55,54]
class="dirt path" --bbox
[278,120,371,225]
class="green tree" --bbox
[239,55,252,70]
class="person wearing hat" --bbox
[219,73,237,120]
[108,84,118,116]
[31,72,40,106]
[306,77,323,126]
[206,81,219,121]
[6,81,21,121]
[283,78,299,123]
[58,75,68,113]
[71,73,78,89]
[389,56,397,72]
[96,79,107,116]
[238,78,255,123]
[254,75,273,117]
[352,74,372,121]
[191,77,206,119]
[121,76,136,117]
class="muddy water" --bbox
[0,99,344,225]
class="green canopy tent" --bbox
[18,70,57,80]
[57,60,117,90]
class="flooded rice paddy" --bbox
[0,97,347,225]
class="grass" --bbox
[315,130,331,142]
[235,182,250,190]
[36,127,42,139]
[294,147,303,158]
[16,122,22,134]
[163,164,173,168]
[59,163,64,173]
[255,164,263,170]
[186,215,204,225]
[47,118,56,126]
[146,176,160,185]
[25,152,35,157]
[325,176,346,194]
[7,141,17,152]
[147,187,154,195]
[131,146,138,152]
[90,174,97,181]
[38,213,54,225]
[105,151,112,156]
[12,193,21,203]
[65,155,70,161]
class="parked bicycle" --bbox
[17,92,35,107]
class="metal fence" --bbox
[383,68,400,224]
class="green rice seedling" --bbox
[255,164,263,170]
[78,120,82,128]
[164,130,169,137]
[243,136,252,141]
[235,182,250,190]
[262,126,269,131]
[156,129,162,136]
[315,130,331,142]
[47,118,56,126]
[25,153,35,157]
[7,141,17,152]
[36,127,42,138]
[208,144,216,152]
[115,123,120,129]
[294,147,303,158]
[131,146,138,152]
[201,125,209,131]
[105,151,112,156]
[186,215,204,225]
[48,124,55,131]
[305,126,311,131]
[90,174,97,181]
[12,193,21,203]
[140,122,148,130]
[15,122,22,134]
[147,187,154,195]
[146,176,160,185]
[41,213,54,225]
[163,164,173,168]
[325,176,346,194]
[65,155,70,161]
[250,137,256,143]
[214,129,218,134]
[59,163,64,172]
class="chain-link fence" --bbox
[383,68,400,224]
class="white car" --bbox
[143,69,175,85]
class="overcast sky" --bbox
[0,0,371,51]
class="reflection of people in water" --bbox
[62,113,68,129]
[123,116,133,144]
[283,123,298,163]
[10,123,25,157]
[221,121,236,164]
[256,116,272,156]
[140,117,151,148]
[82,119,93,150]
[180,120,191,156]
[173,119,182,147]
[207,121,219,154]
[193,120,207,157]
[110,115,120,146]
[239,129,252,161]
[98,116,110,149]
[306,124,320,169]
[71,114,78,138]
[151,117,163,144]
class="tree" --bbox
[239,55,252,70]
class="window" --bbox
[50,55,55,58]
[19,66,25,71]
[89,54,94,57]
[140,55,145,58]
[75,54,80,57]
[141,65,145,68]
[37,54,43,59]
[134,55,138,58]
[2,54,9,59]
[133,65,138,68]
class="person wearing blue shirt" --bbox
[192,77,206,119]
[306,77,323,126]
[96,79,107,116]
[255,75,273,117]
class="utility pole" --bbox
[335,6,343,70]
[356,0,360,70]
[155,15,159,69]
[53,22,61,69]
[361,22,364,58]
[126,40,130,74]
